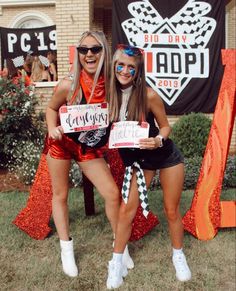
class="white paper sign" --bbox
[109,121,150,149]
[59,103,109,133]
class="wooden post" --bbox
[82,173,95,216]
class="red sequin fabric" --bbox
[13,146,52,240]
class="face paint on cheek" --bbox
[129,68,136,76]
[116,65,123,73]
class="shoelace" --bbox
[174,255,188,272]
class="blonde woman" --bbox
[30,56,51,82]
[46,32,132,278]
[106,45,191,289]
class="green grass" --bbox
[0,189,235,291]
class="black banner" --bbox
[112,0,225,114]
[0,25,56,67]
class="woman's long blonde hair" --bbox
[68,31,110,104]
[108,48,147,123]
[30,56,45,82]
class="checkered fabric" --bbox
[122,162,149,218]
[12,56,24,67]
[122,1,215,48]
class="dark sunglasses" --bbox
[117,44,144,56]
[77,46,103,55]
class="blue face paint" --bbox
[116,65,123,73]
[129,68,135,76]
[116,64,135,76]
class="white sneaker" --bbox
[106,260,127,289]
[122,245,134,269]
[60,238,78,277]
[122,264,128,277]
[172,253,191,282]
[112,240,134,270]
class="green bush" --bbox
[0,77,45,167]
[223,155,236,189]
[184,156,202,189]
[171,113,211,158]
[8,139,44,184]
[69,161,83,187]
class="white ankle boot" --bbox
[60,238,78,277]
[122,245,134,269]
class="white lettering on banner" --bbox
[49,30,57,50]
[109,121,149,149]
[145,48,208,77]
[59,103,109,133]
[35,32,48,50]
[6,29,57,53]
[7,33,17,52]
[143,34,195,45]
[21,33,31,52]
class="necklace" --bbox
[119,86,133,121]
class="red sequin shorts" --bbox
[45,134,106,162]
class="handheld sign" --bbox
[109,121,149,148]
[59,103,109,133]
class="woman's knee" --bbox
[119,204,137,224]
[52,190,68,204]
[103,186,120,204]
[164,206,181,222]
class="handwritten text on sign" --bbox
[109,121,149,148]
[59,103,109,133]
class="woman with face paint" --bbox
[106,45,191,289]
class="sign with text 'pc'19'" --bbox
[59,102,109,133]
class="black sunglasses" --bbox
[77,46,103,55]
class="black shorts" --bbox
[119,139,184,171]
[156,143,184,170]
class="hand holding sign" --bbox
[109,121,149,148]
[59,102,109,133]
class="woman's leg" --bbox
[160,163,191,281]
[47,155,71,240]
[79,158,120,234]
[160,163,184,248]
[80,157,134,271]
[47,155,78,277]
[114,169,155,253]
[106,170,155,289]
